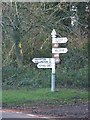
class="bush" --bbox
[56,65,88,88]
[2,43,88,89]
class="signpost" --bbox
[32,29,68,92]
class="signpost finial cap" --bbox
[51,29,56,37]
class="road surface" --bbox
[0,109,50,119]
[1,103,89,119]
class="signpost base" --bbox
[51,73,55,92]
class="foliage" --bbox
[56,65,88,88]
[2,46,88,89]
[2,2,89,89]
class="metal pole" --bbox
[51,58,55,92]
[51,73,55,92]
[51,29,56,92]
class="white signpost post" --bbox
[32,29,68,92]
[51,29,57,92]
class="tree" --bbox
[2,2,89,66]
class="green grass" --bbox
[0,91,2,103]
[2,88,88,106]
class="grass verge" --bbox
[2,88,88,106]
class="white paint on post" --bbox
[51,58,55,92]
[53,43,59,48]
[55,58,60,63]
[51,58,55,74]
[51,29,57,92]
[53,53,59,58]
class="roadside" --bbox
[2,102,89,118]
[2,88,89,118]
